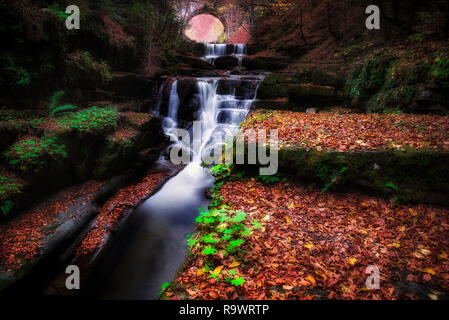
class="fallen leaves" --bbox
[165,179,449,300]
[76,172,167,256]
[0,181,103,271]
[240,110,449,152]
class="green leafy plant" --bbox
[1,54,31,88]
[50,104,78,116]
[257,174,281,185]
[57,106,119,133]
[46,3,69,19]
[48,90,66,110]
[4,136,68,173]
[231,277,245,286]
[158,282,170,296]
[385,182,399,192]
[317,164,348,192]
[1,200,14,216]
[0,175,23,199]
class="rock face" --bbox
[176,55,214,71]
[214,56,239,69]
[107,73,154,98]
[256,70,344,109]
[242,56,291,71]
[257,73,294,99]
[177,77,201,122]
[288,84,336,105]
[217,79,260,100]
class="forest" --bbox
[0,0,448,303]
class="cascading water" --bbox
[203,43,247,67]
[86,44,264,300]
[152,83,164,118]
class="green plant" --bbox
[57,106,119,133]
[158,282,170,296]
[67,51,112,84]
[0,175,23,199]
[46,3,69,19]
[385,182,399,192]
[48,90,66,110]
[4,136,67,173]
[318,165,348,192]
[257,174,281,185]
[429,57,449,81]
[190,207,249,257]
[1,54,31,88]
[1,200,14,216]
[50,104,77,116]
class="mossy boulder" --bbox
[277,147,449,206]
[293,64,346,88]
[231,138,449,206]
[288,83,337,105]
[257,73,294,99]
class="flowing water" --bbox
[85,44,264,299]
[203,43,247,67]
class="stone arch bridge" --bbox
[177,0,251,43]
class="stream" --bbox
[83,44,264,299]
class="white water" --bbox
[203,43,247,67]
[89,45,265,299]
[153,83,164,117]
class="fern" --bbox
[50,104,77,116]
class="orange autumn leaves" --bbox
[240,110,449,152]
[166,179,449,300]
[0,181,103,271]
[76,172,167,256]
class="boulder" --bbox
[293,64,346,88]
[242,56,292,71]
[214,56,239,69]
[176,77,200,122]
[257,73,294,99]
[176,55,214,70]
[288,83,337,106]
[107,72,153,98]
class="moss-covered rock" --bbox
[231,138,449,206]
[288,83,336,100]
[293,64,346,88]
[277,147,449,206]
[257,73,294,99]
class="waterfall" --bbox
[153,83,164,117]
[203,43,247,67]
[92,44,266,300]
[204,43,227,65]
[162,80,179,132]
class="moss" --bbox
[274,147,449,205]
[293,65,344,88]
[345,56,392,102]
[65,51,112,88]
[257,73,294,99]
[288,83,335,98]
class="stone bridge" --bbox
[177,0,251,43]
